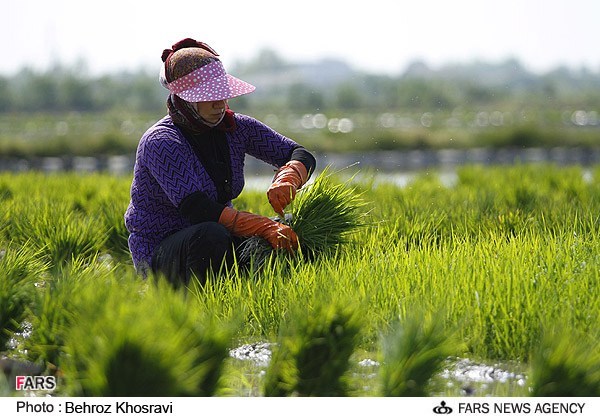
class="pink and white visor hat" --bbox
[163,60,255,102]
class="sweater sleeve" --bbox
[139,128,217,208]
[236,115,303,168]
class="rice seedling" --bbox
[23,256,113,368]
[10,201,108,271]
[379,310,459,396]
[263,301,362,396]
[149,280,235,396]
[95,198,131,260]
[61,277,233,396]
[0,246,48,351]
[529,325,600,396]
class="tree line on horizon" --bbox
[1,49,599,115]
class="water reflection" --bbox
[1,147,598,176]
[228,342,528,396]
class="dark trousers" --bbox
[151,222,243,287]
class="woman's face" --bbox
[194,100,227,124]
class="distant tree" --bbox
[129,75,165,112]
[93,75,121,110]
[396,79,454,110]
[335,83,362,110]
[1,54,599,115]
[463,83,498,105]
[0,76,11,111]
[287,82,326,112]
[22,70,60,111]
[60,74,95,111]
[94,71,164,113]
[360,75,400,109]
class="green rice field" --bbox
[0,164,599,397]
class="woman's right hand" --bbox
[219,207,298,252]
[260,221,298,252]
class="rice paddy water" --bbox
[0,164,599,396]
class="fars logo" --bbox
[15,376,56,391]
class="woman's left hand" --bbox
[267,182,297,217]
[267,161,308,216]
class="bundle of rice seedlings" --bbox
[62,277,232,396]
[12,202,107,271]
[263,302,362,396]
[529,326,600,396]
[379,311,458,396]
[23,257,109,367]
[238,167,367,268]
[0,246,47,351]
[97,199,130,260]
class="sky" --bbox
[1,0,599,77]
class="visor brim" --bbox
[174,75,255,102]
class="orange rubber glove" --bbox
[219,206,298,252]
[267,160,308,217]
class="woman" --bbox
[125,38,316,286]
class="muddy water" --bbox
[4,147,597,176]
[228,342,528,396]
[434,357,527,396]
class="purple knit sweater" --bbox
[124,113,300,269]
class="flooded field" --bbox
[228,342,528,397]
[1,146,600,176]
[1,166,598,397]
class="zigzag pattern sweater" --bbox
[125,113,300,269]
